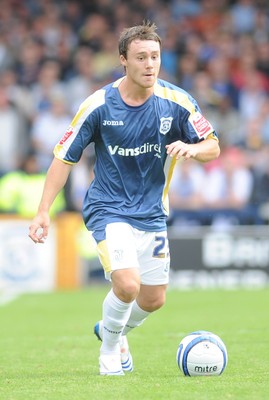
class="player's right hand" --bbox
[28,212,50,244]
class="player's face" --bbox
[120,39,161,89]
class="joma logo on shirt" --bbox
[108,143,161,156]
[103,120,124,126]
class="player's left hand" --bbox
[166,140,196,160]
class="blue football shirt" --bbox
[54,77,218,239]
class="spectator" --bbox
[248,145,269,224]
[66,46,95,114]
[176,53,199,92]
[0,151,66,218]
[30,58,66,115]
[237,70,268,146]
[170,0,202,20]
[0,87,29,175]
[159,25,178,81]
[207,55,239,108]
[169,159,207,226]
[206,95,242,149]
[63,1,85,31]
[78,13,110,51]
[242,116,264,151]
[0,32,14,72]
[202,147,254,225]
[91,31,121,84]
[30,91,71,171]
[190,70,221,114]
[229,0,257,34]
[0,68,33,123]
[15,37,44,87]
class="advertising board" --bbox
[0,219,56,296]
[168,226,269,289]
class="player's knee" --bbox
[116,280,140,302]
[112,270,140,303]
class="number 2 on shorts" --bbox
[153,235,169,258]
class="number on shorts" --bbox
[153,235,168,258]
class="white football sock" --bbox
[101,289,133,354]
[122,300,150,335]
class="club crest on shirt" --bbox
[159,117,173,135]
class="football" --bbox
[176,330,228,376]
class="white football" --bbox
[176,330,228,376]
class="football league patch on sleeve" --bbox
[59,125,74,145]
[189,111,214,139]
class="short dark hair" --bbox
[118,20,162,59]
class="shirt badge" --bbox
[159,117,173,135]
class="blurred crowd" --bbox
[0,0,269,227]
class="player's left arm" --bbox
[166,133,220,162]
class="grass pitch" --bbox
[1,287,269,400]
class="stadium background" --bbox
[1,0,269,295]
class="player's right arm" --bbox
[28,157,73,244]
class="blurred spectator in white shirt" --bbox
[30,58,66,115]
[30,92,71,171]
[202,147,254,225]
[66,46,95,114]
[169,159,207,226]
[0,69,33,123]
[0,87,29,175]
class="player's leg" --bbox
[100,268,139,354]
[94,222,141,375]
[123,229,170,336]
[108,271,160,374]
[122,283,167,335]
[95,271,138,373]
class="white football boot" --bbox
[94,320,134,372]
[99,351,124,376]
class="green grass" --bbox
[1,287,269,400]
